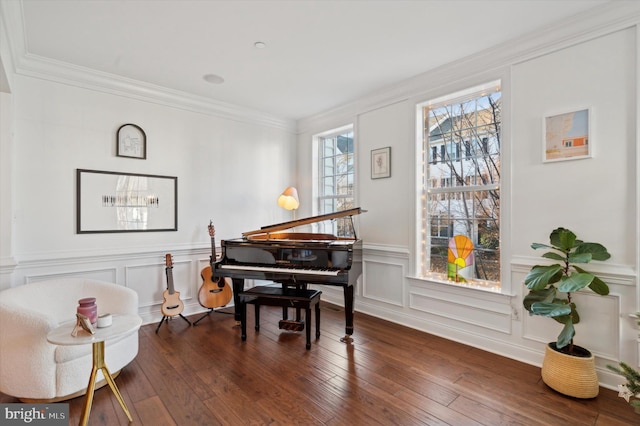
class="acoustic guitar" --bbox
[198,221,232,309]
[161,254,185,317]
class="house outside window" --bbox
[316,127,355,237]
[418,81,501,290]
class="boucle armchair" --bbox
[0,278,139,401]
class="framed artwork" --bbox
[371,147,391,179]
[117,124,146,159]
[77,169,177,233]
[72,313,95,336]
[543,108,591,162]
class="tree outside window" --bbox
[419,82,501,290]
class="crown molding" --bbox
[298,2,640,133]
[17,53,296,131]
[0,1,296,132]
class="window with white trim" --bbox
[418,81,501,291]
[316,127,355,237]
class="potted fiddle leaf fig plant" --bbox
[523,227,611,398]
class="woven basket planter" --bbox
[541,342,599,399]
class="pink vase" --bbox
[77,297,98,325]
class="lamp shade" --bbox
[277,187,299,210]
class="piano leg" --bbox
[232,278,245,325]
[340,284,354,344]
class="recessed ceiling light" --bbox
[203,74,224,84]
[254,41,266,49]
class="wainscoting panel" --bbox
[25,268,117,284]
[362,259,404,306]
[126,261,165,308]
[522,292,621,359]
[8,247,211,323]
[125,259,194,308]
[573,292,620,360]
[409,286,512,334]
[513,258,638,379]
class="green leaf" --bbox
[524,265,563,290]
[568,253,592,264]
[531,242,552,250]
[557,273,594,292]
[572,265,610,295]
[588,275,610,296]
[542,252,565,262]
[523,287,556,312]
[575,242,611,261]
[556,319,575,349]
[549,303,579,329]
[569,301,580,324]
[530,301,571,318]
[550,228,576,250]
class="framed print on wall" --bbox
[117,123,146,159]
[77,169,177,233]
[543,108,591,162]
[371,147,391,179]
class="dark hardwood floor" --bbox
[2,302,638,425]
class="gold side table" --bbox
[47,314,142,426]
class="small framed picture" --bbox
[71,313,95,336]
[117,123,146,159]
[371,147,391,179]
[543,108,591,163]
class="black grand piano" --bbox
[214,207,364,342]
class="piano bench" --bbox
[239,286,322,350]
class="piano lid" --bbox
[242,207,365,238]
[247,232,339,241]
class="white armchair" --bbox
[0,278,139,401]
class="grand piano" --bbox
[214,207,364,342]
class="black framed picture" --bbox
[117,124,146,159]
[77,169,177,233]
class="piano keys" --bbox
[214,207,364,343]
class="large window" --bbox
[316,127,355,237]
[418,81,501,290]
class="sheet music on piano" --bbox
[215,207,365,343]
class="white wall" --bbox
[1,71,297,325]
[297,4,640,390]
[0,91,13,272]
[0,5,15,277]
[11,76,297,256]
[510,26,638,381]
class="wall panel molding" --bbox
[362,259,404,307]
[409,287,512,334]
[25,267,117,284]
[6,247,213,325]
[511,256,637,287]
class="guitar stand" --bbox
[155,313,192,334]
[193,307,233,326]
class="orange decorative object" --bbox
[448,235,474,282]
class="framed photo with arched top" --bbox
[117,124,146,159]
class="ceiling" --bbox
[12,0,612,121]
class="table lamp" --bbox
[277,186,299,219]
